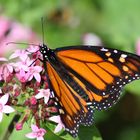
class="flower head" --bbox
[0,16,55,139]
[9,49,29,61]
[0,16,39,57]
[25,124,46,140]
[28,66,42,83]
[16,69,30,83]
[35,89,50,104]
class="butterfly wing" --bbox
[93,88,122,110]
[46,62,94,137]
[54,45,140,107]
[44,45,140,137]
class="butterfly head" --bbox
[39,44,55,61]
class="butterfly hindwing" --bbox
[46,62,94,137]
[93,88,122,110]
[81,105,94,126]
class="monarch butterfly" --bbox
[39,44,140,137]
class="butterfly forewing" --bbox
[55,46,140,96]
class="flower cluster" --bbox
[0,45,64,140]
[0,16,39,57]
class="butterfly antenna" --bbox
[6,42,39,47]
[41,17,45,45]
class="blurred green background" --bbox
[0,0,140,140]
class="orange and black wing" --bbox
[45,45,140,137]
[54,45,140,109]
[46,62,94,137]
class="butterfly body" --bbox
[39,44,140,137]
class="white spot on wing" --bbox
[87,102,92,105]
[101,48,108,52]
[114,50,118,53]
[121,54,127,58]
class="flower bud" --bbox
[30,96,37,105]
[15,122,23,131]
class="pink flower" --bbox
[28,66,42,83]
[27,45,39,53]
[0,16,39,57]
[13,57,33,72]
[0,94,15,122]
[83,33,102,46]
[25,124,46,140]
[136,38,140,55]
[0,63,14,81]
[49,115,65,133]
[16,69,30,83]
[35,89,50,104]
[9,49,29,62]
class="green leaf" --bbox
[44,121,102,140]
[125,80,140,96]
[10,123,30,140]
[95,0,140,49]
[78,125,102,140]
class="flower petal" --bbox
[28,74,33,81]
[19,54,28,62]
[0,94,9,105]
[0,112,3,122]
[25,132,37,139]
[7,64,13,73]
[34,73,41,82]
[3,105,15,113]
[0,57,8,61]
[49,115,61,123]
[44,96,49,104]
[35,92,44,99]
[31,124,39,132]
[37,137,44,140]
[54,124,63,133]
[27,45,39,53]
[0,88,2,94]
[34,66,42,72]
[40,128,46,134]
[9,50,20,59]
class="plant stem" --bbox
[2,114,21,140]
